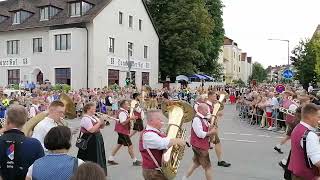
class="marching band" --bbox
[6,84,320,180]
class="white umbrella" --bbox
[176,75,189,81]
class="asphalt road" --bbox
[68,104,289,180]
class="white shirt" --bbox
[143,125,170,150]
[271,97,279,109]
[108,96,113,104]
[119,108,128,123]
[29,104,39,118]
[308,85,313,93]
[299,122,320,165]
[32,117,59,151]
[192,113,209,139]
[26,155,84,178]
[265,98,272,112]
[289,103,298,112]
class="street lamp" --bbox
[268,38,290,65]
[127,51,134,85]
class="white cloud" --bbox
[222,0,320,68]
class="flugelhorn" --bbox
[95,112,119,124]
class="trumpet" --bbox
[95,112,119,125]
[279,107,296,116]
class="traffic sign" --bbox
[276,84,286,93]
[282,69,294,79]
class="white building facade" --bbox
[0,0,159,90]
[223,37,252,84]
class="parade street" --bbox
[68,104,289,180]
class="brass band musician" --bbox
[204,91,231,167]
[139,110,185,180]
[183,103,217,180]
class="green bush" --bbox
[52,84,71,93]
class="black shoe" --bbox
[107,160,119,165]
[274,146,284,154]
[218,161,231,167]
[278,161,286,170]
[133,160,142,166]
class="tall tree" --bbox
[249,62,267,83]
[311,35,320,81]
[291,39,317,89]
[147,0,224,81]
[199,0,225,79]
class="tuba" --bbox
[161,100,195,180]
[22,93,76,137]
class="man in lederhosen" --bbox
[140,109,185,180]
[205,91,231,167]
[130,93,144,137]
[108,100,141,166]
[183,103,217,180]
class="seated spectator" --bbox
[26,126,84,180]
[71,162,106,180]
[0,105,44,180]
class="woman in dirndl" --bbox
[129,93,144,137]
[77,102,107,175]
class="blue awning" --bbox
[200,74,214,81]
[189,74,207,80]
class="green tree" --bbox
[311,35,320,80]
[249,62,267,83]
[291,39,317,89]
[147,0,224,81]
[200,0,225,79]
[233,79,245,87]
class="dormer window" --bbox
[69,1,93,17]
[13,10,32,25]
[0,15,7,23]
[40,6,60,21]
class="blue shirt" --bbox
[0,129,44,180]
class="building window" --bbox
[129,15,133,28]
[108,69,119,86]
[109,37,115,53]
[239,67,240,72]
[33,38,43,53]
[55,34,71,51]
[13,11,31,24]
[8,69,20,85]
[128,42,133,57]
[110,58,115,65]
[40,7,49,20]
[69,1,93,17]
[7,40,19,54]
[0,15,8,23]
[55,68,71,85]
[144,46,148,59]
[142,72,149,86]
[130,71,136,84]
[119,12,123,24]
[139,19,142,30]
[40,6,60,21]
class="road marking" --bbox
[223,132,284,139]
[239,133,253,136]
[275,136,285,139]
[224,132,237,135]
[258,135,271,138]
[220,138,257,143]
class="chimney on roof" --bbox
[241,53,247,61]
[247,57,252,63]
